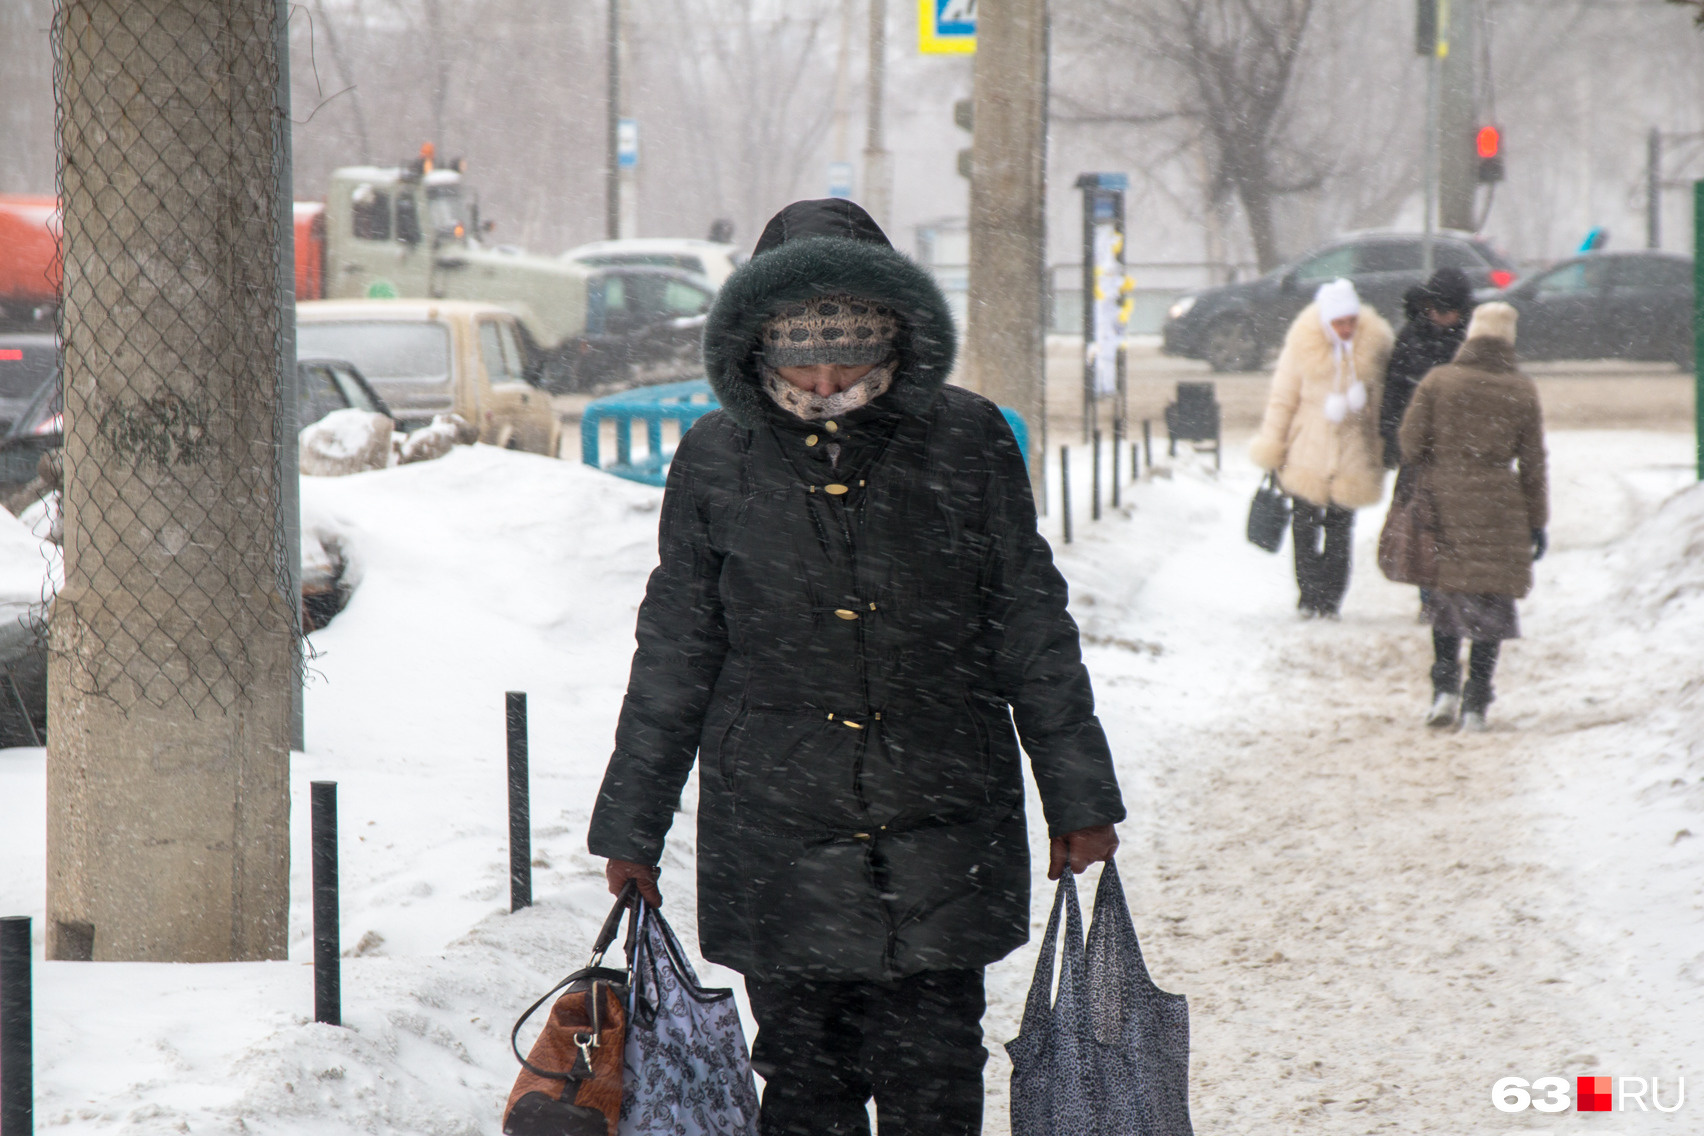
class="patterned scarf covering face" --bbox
[761,359,896,421]
[758,293,900,421]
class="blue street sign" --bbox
[617,119,639,170]
[828,161,854,199]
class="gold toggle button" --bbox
[806,434,818,446]
[825,483,849,495]
[834,609,858,620]
[854,832,870,840]
[825,420,839,433]
[843,720,864,729]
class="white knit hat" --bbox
[1465,300,1518,345]
[1314,278,1361,327]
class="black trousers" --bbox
[1432,632,1501,711]
[1291,502,1355,614]
[745,968,987,1136]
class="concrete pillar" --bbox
[48,0,294,963]
[1436,0,1479,233]
[961,0,1049,491]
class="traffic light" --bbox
[1476,125,1505,184]
[954,97,973,180]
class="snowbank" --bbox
[299,409,392,477]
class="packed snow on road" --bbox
[1,430,1700,1134]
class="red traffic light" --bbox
[1476,126,1501,160]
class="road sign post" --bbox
[1694,180,1702,480]
[1076,174,1130,446]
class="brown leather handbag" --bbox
[1378,463,1439,586]
[503,882,638,1136]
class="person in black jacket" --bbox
[1379,267,1474,468]
[587,199,1126,1136]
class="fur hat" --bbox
[1420,267,1474,314]
[1314,278,1361,342]
[1465,301,1518,345]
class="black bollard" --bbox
[0,916,29,1136]
[1142,419,1153,470]
[311,781,340,1027]
[1060,446,1073,545]
[1092,430,1102,522]
[1112,421,1123,508]
[507,691,531,912]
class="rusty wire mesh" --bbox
[49,0,299,716]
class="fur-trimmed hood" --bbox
[703,200,957,429]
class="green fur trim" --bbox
[703,236,957,429]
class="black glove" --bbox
[1531,528,1547,561]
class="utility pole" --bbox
[1436,0,1479,233]
[862,0,893,230]
[962,0,1048,491]
[50,0,294,962]
[834,0,854,174]
[1648,128,1662,250]
[605,0,621,240]
[617,0,637,239]
[1420,0,1440,274]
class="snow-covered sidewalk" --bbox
[1,431,1700,1134]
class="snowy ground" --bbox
[1,428,1701,1134]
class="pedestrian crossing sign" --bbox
[919,0,975,54]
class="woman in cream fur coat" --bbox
[1250,278,1394,617]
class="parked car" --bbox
[550,264,715,394]
[1162,231,1520,371]
[1482,251,1694,367]
[298,355,393,424]
[296,299,562,455]
[0,332,57,434]
[0,355,394,501]
[562,238,744,286]
[0,355,397,741]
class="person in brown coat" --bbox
[1398,301,1548,731]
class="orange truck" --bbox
[0,196,61,323]
[2,194,326,321]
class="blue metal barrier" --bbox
[581,379,1029,487]
[580,380,720,487]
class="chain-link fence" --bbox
[50,0,298,718]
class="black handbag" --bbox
[1246,473,1291,553]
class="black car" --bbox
[1162,232,1519,371]
[1487,252,1694,368]
[0,332,58,434]
[0,356,392,498]
[540,265,715,393]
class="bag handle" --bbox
[1085,860,1162,992]
[1018,872,1084,1037]
[588,878,639,968]
[508,881,638,1080]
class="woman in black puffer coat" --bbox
[1379,267,1474,468]
[587,199,1125,1136]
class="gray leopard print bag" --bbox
[1008,862,1192,1136]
